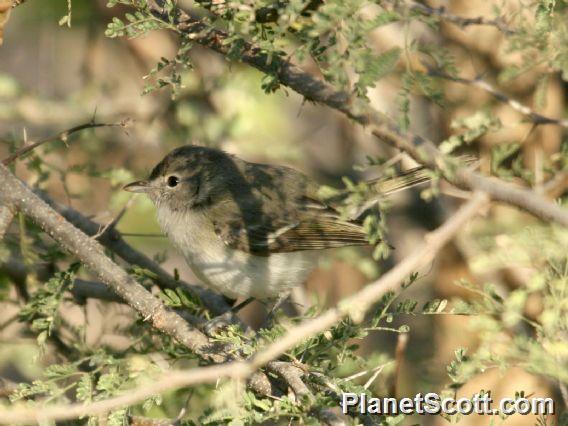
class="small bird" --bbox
[123,145,429,322]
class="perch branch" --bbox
[148,3,568,226]
[0,163,278,398]
[0,165,350,422]
[0,192,485,424]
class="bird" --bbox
[123,145,430,327]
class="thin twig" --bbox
[91,196,135,240]
[148,4,568,226]
[0,192,487,424]
[428,69,568,128]
[1,119,130,166]
[390,333,408,397]
[406,1,514,35]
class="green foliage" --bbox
[18,263,80,347]
[442,222,567,422]
[440,111,502,155]
[500,0,568,82]
[159,287,210,319]
[354,47,401,98]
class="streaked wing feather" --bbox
[213,215,369,256]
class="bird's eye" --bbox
[166,175,179,188]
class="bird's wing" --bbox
[210,199,369,256]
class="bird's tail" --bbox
[369,155,478,196]
[370,166,432,195]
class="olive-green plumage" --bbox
[123,145,430,300]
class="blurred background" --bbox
[0,0,566,424]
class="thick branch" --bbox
[0,164,222,360]
[149,5,568,226]
[0,164,278,398]
[0,192,486,425]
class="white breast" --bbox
[156,206,316,300]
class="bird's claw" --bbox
[202,311,235,336]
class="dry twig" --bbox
[2,119,130,166]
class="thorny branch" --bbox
[148,2,568,227]
[0,192,488,424]
[2,119,130,166]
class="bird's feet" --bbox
[202,297,255,336]
[202,310,236,336]
[258,294,289,330]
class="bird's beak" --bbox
[123,180,151,193]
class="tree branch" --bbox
[0,164,219,360]
[1,120,130,166]
[148,4,568,226]
[0,163,277,398]
[250,192,489,366]
[0,166,357,421]
[428,69,568,128]
[405,1,514,35]
[0,192,486,425]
